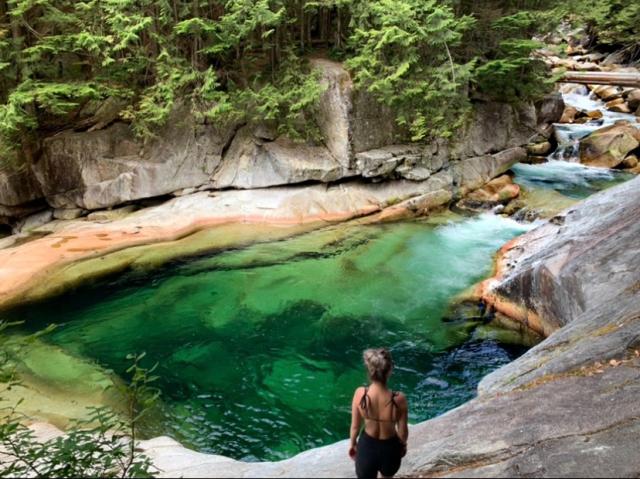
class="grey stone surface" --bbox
[350,89,407,153]
[537,91,565,125]
[449,101,537,159]
[14,209,54,233]
[212,126,348,189]
[311,58,353,168]
[452,147,527,195]
[53,208,85,220]
[34,106,236,210]
[489,175,640,332]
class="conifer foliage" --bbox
[0,0,616,166]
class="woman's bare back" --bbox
[355,384,406,440]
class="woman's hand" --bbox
[399,441,407,458]
[348,444,357,460]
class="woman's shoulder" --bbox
[392,390,408,406]
[352,386,366,400]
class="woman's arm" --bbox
[349,387,363,459]
[396,393,409,446]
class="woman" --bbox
[349,348,409,479]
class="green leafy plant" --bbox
[0,323,159,478]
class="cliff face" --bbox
[0,60,538,228]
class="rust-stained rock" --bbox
[526,141,552,156]
[466,174,520,204]
[608,102,631,113]
[559,106,579,123]
[586,109,603,119]
[621,154,638,169]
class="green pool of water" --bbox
[6,213,533,461]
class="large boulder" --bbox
[0,167,45,221]
[34,107,236,210]
[465,174,520,204]
[579,122,640,168]
[536,92,565,125]
[212,126,348,189]
[625,89,640,110]
[452,147,527,196]
[482,175,640,335]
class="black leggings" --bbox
[355,431,403,479]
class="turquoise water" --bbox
[512,160,633,199]
[8,213,532,461]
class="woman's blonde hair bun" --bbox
[363,348,393,383]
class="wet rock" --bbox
[586,109,603,119]
[608,103,631,114]
[559,83,589,95]
[572,117,591,124]
[502,198,526,216]
[592,84,622,101]
[559,106,579,123]
[526,141,552,156]
[452,147,527,196]
[579,122,640,168]
[484,176,640,334]
[625,89,640,110]
[605,98,624,108]
[523,155,548,165]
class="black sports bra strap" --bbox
[359,386,370,410]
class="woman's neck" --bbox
[370,380,388,390]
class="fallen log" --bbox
[560,71,640,87]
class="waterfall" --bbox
[549,88,640,163]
